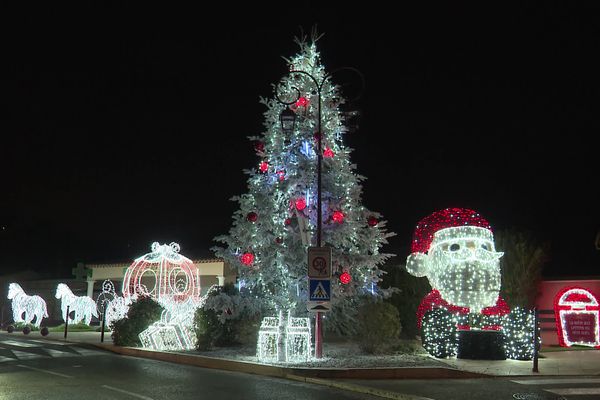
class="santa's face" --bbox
[427,226,503,312]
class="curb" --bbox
[286,374,435,400]
[91,343,489,380]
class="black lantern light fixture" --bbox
[279,108,296,134]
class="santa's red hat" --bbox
[410,208,492,254]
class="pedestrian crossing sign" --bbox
[309,279,331,302]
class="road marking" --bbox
[28,339,71,345]
[12,350,48,360]
[101,385,155,400]
[0,340,40,347]
[0,356,17,363]
[545,388,600,395]
[17,364,73,378]
[512,378,600,385]
[45,348,75,357]
[74,348,104,356]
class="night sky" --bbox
[2,4,599,278]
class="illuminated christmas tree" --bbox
[213,34,395,333]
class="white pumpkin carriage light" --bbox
[123,242,201,303]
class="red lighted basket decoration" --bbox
[554,286,600,348]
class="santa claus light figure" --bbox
[407,209,510,344]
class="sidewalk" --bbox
[33,331,600,400]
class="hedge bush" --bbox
[111,296,163,347]
[355,300,402,354]
[194,284,261,350]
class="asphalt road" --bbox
[341,377,600,400]
[2,333,599,400]
[0,333,376,400]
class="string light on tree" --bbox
[212,34,396,350]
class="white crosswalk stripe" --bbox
[0,340,40,347]
[511,377,600,397]
[0,356,17,363]
[44,348,76,358]
[11,350,48,360]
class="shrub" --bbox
[383,264,431,339]
[14,322,39,331]
[195,284,262,350]
[194,307,224,350]
[48,322,96,332]
[355,300,401,354]
[7,325,14,333]
[40,326,49,336]
[111,296,163,347]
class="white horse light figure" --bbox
[7,283,48,328]
[55,283,99,325]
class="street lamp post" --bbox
[277,66,363,359]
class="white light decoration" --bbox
[257,311,312,363]
[285,315,312,363]
[55,283,99,325]
[7,283,48,328]
[257,315,283,362]
[104,295,132,327]
[406,209,503,313]
[502,307,536,360]
[139,308,198,351]
[123,242,201,303]
[421,307,458,358]
[555,287,600,348]
[408,226,503,313]
[119,242,204,351]
[96,279,116,318]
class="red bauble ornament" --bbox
[295,96,309,107]
[340,271,352,285]
[295,198,306,211]
[240,252,254,266]
[254,141,265,153]
[277,170,285,181]
[313,132,323,141]
[247,212,258,222]
[275,237,283,244]
[323,147,334,158]
[284,218,292,226]
[367,216,378,227]
[259,161,268,173]
[332,211,345,224]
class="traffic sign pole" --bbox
[315,312,322,358]
[308,247,331,359]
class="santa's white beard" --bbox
[429,259,501,313]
